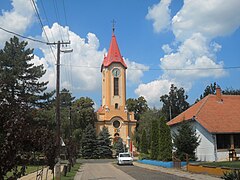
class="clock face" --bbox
[112,68,120,77]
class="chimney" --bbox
[216,85,222,102]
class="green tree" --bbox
[81,124,98,159]
[158,117,172,161]
[173,120,200,161]
[97,126,112,158]
[114,137,125,155]
[0,37,55,178]
[126,96,149,121]
[222,87,240,95]
[140,129,148,154]
[195,82,216,102]
[160,84,189,121]
[150,119,159,160]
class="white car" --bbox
[117,153,133,165]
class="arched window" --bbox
[114,77,119,96]
[115,103,118,109]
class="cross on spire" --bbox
[112,19,116,34]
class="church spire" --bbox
[101,25,127,71]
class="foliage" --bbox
[173,120,200,161]
[150,119,159,160]
[138,153,151,160]
[137,109,161,151]
[140,129,148,154]
[0,36,56,179]
[222,88,240,95]
[114,137,125,155]
[81,124,98,159]
[126,96,149,121]
[160,84,189,121]
[158,117,172,161]
[198,161,240,168]
[222,169,240,180]
[96,126,113,158]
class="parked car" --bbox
[117,152,133,165]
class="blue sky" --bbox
[1,0,240,107]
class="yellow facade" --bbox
[96,33,136,151]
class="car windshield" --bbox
[120,153,131,157]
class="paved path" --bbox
[134,162,221,180]
[74,162,135,180]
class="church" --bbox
[96,28,136,152]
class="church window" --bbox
[114,77,119,96]
[113,120,120,128]
[115,103,119,109]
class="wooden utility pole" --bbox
[47,41,72,180]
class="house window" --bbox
[234,134,240,148]
[217,134,231,149]
[115,103,118,109]
[114,77,119,96]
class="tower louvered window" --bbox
[114,77,119,96]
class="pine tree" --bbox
[158,117,172,161]
[115,137,124,155]
[97,126,112,158]
[173,120,200,161]
[140,129,148,154]
[81,124,98,159]
[150,120,159,160]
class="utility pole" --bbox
[47,41,72,180]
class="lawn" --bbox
[198,161,240,168]
[61,163,81,180]
[5,165,43,179]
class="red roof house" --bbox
[167,87,240,161]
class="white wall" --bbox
[170,121,216,161]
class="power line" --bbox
[30,0,57,61]
[60,64,240,71]
[0,26,47,44]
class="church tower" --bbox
[96,28,136,152]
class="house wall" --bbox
[170,121,216,161]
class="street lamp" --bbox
[127,136,130,153]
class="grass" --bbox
[5,165,43,179]
[60,163,81,180]
[197,161,240,168]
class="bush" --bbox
[138,153,150,160]
[221,169,240,180]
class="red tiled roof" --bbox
[101,33,127,70]
[167,94,240,133]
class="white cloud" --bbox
[0,0,36,46]
[162,44,172,54]
[135,79,178,107]
[172,0,240,41]
[146,0,172,33]
[143,0,240,107]
[125,58,149,84]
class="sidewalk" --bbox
[134,161,221,180]
[20,166,64,180]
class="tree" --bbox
[222,87,240,95]
[158,117,172,161]
[150,119,159,160]
[160,84,189,121]
[140,129,148,154]
[0,37,55,178]
[96,126,112,158]
[137,108,161,151]
[114,137,125,155]
[195,82,216,102]
[173,120,200,161]
[126,96,149,121]
[81,124,98,159]
[0,36,50,108]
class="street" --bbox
[74,159,190,180]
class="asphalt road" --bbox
[75,159,190,180]
[114,164,189,180]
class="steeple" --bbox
[101,29,127,71]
